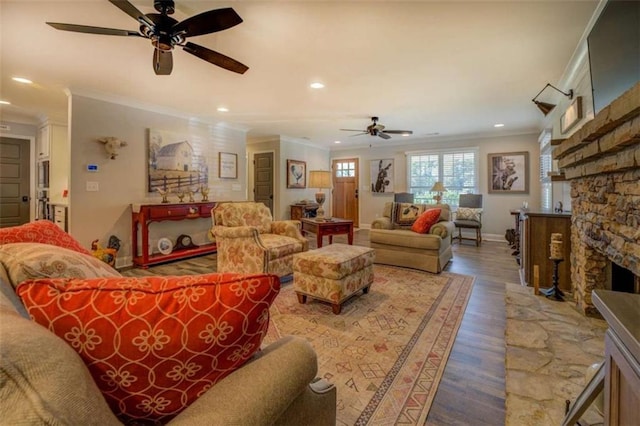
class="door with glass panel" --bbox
[331,158,358,227]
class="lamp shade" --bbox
[309,170,332,189]
[534,101,556,116]
[430,181,447,192]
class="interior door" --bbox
[0,137,31,227]
[331,158,359,227]
[253,152,274,214]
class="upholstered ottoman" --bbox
[293,244,375,314]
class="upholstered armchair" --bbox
[211,202,309,277]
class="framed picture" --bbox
[488,152,529,194]
[219,152,237,179]
[370,159,394,193]
[287,159,306,188]
[561,96,583,134]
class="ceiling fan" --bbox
[46,0,248,76]
[340,117,413,140]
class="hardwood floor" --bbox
[325,230,517,425]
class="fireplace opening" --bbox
[606,261,640,294]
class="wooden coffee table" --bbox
[300,218,354,248]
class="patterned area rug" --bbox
[264,265,474,425]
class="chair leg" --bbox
[476,228,480,246]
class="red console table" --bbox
[131,202,216,268]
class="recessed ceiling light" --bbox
[401,133,410,136]
[12,77,32,84]
[310,82,325,89]
[494,123,505,128]
[0,100,10,105]
[217,107,229,112]
[334,140,341,144]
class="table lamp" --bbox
[309,170,332,220]
[430,181,447,204]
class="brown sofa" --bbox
[0,220,335,425]
[369,202,454,273]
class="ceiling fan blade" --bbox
[378,132,392,140]
[153,49,173,75]
[47,22,142,37]
[340,128,366,132]
[384,130,413,135]
[108,0,154,28]
[182,42,248,74]
[348,133,368,137]
[172,8,243,37]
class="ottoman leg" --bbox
[297,293,307,304]
[362,285,370,294]
[332,303,342,315]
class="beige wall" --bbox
[68,95,247,267]
[333,133,540,238]
[247,136,330,221]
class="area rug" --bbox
[264,265,474,425]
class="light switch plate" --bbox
[86,181,99,191]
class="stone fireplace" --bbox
[555,82,640,316]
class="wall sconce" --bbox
[531,83,574,116]
[308,170,332,220]
[430,181,447,204]
[98,137,127,160]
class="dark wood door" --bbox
[0,137,31,227]
[331,158,359,227]
[253,152,274,213]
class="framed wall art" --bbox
[488,152,529,194]
[560,96,583,134]
[370,159,394,193]
[287,159,306,188]
[148,128,208,194]
[218,152,237,179]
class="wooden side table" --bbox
[301,218,354,248]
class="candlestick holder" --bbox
[541,257,565,301]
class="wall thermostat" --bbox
[87,164,98,172]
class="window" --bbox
[335,161,355,177]
[407,148,479,207]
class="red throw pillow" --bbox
[411,208,442,234]
[0,220,90,255]
[17,273,280,423]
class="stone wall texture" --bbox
[556,82,640,316]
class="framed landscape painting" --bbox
[488,152,529,194]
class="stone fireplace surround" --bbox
[555,82,640,316]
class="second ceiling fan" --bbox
[46,0,248,76]
[340,117,413,140]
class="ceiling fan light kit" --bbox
[46,0,248,76]
[340,116,413,140]
[531,83,574,116]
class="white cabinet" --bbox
[37,125,50,159]
[53,205,67,231]
[38,122,69,206]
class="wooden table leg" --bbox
[348,226,354,245]
[317,233,323,248]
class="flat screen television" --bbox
[587,0,640,113]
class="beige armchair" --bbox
[211,202,309,277]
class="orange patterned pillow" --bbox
[411,208,442,234]
[0,220,90,255]
[17,273,280,423]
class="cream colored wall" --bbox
[68,95,247,267]
[247,137,330,221]
[333,133,540,238]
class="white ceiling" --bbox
[0,0,599,150]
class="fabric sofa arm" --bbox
[430,221,454,239]
[212,226,269,274]
[271,220,309,251]
[371,217,393,230]
[168,336,335,426]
